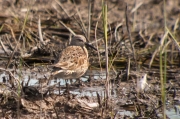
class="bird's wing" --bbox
[53,60,77,70]
[53,46,87,70]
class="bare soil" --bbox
[0,0,180,118]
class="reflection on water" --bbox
[1,68,180,118]
[0,68,108,97]
[166,105,180,119]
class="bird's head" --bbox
[70,35,97,51]
[70,35,86,46]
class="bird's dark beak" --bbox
[85,43,97,51]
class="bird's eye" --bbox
[78,39,83,42]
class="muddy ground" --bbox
[0,0,180,118]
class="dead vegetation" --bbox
[0,0,180,118]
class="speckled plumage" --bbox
[51,35,89,79]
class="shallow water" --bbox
[166,105,180,119]
[0,67,180,118]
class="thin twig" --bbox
[94,12,102,72]
[6,8,29,69]
[88,0,92,42]
[59,21,76,36]
[38,15,45,44]
[125,3,137,67]
[6,34,14,51]
[102,1,109,108]
[114,23,123,42]
[53,0,71,18]
[74,2,87,37]
[0,38,9,56]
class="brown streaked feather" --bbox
[50,35,91,79]
[53,46,88,70]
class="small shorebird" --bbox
[51,35,96,80]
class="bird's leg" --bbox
[70,79,74,84]
[78,78,83,86]
[65,79,68,84]
[74,78,83,86]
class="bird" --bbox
[51,35,96,80]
